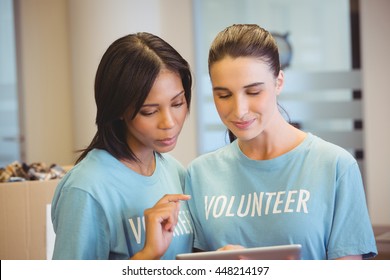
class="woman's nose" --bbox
[233,95,249,118]
[159,110,175,129]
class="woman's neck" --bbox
[121,152,156,176]
[238,120,306,160]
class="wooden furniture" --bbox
[373,225,390,260]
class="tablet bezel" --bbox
[176,244,302,260]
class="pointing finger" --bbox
[158,194,191,204]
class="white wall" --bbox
[15,0,74,165]
[360,0,390,225]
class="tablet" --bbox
[176,244,301,260]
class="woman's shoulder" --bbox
[308,133,357,164]
[58,149,118,191]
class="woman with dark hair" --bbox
[185,24,377,259]
[51,33,193,259]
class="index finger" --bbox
[158,194,191,204]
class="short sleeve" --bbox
[51,187,110,259]
[327,162,377,259]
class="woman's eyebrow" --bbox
[142,91,185,107]
[171,90,185,101]
[213,82,264,92]
[212,86,230,92]
[243,82,264,89]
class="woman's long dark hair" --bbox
[76,32,192,164]
[208,24,288,143]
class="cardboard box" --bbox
[0,179,58,260]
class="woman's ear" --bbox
[275,70,284,96]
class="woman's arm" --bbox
[335,255,362,260]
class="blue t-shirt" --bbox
[51,149,193,259]
[186,133,377,260]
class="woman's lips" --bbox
[157,136,177,146]
[232,119,255,129]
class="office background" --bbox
[0,0,389,226]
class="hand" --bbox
[131,194,191,260]
[217,244,246,251]
[217,244,249,260]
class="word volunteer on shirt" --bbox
[204,189,310,220]
[129,210,193,244]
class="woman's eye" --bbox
[173,102,184,108]
[217,94,231,99]
[139,111,156,116]
[247,91,260,96]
